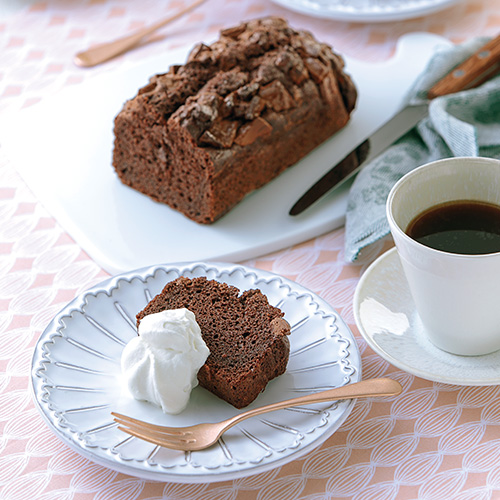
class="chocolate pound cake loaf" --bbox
[136,276,291,408]
[113,17,357,224]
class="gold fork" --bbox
[74,0,206,67]
[112,377,402,451]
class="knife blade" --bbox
[289,140,370,217]
[289,104,428,216]
[290,34,500,216]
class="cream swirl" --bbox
[121,308,209,414]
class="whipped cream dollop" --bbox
[121,308,209,414]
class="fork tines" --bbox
[112,412,196,450]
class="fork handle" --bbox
[226,377,402,429]
[74,0,206,67]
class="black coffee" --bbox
[406,200,500,255]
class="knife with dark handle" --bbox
[290,34,500,217]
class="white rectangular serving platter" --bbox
[1,33,450,275]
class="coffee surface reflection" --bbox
[406,200,500,255]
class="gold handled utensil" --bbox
[74,0,206,68]
[112,377,402,451]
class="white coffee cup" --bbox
[386,156,500,356]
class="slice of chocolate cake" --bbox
[136,276,291,408]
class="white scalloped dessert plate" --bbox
[354,248,500,386]
[271,0,461,22]
[31,262,361,483]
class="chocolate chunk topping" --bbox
[199,119,239,148]
[160,17,356,148]
[259,80,295,112]
[234,117,272,146]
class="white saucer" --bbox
[353,248,500,386]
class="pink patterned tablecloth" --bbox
[2,1,500,498]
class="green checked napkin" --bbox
[344,37,500,262]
